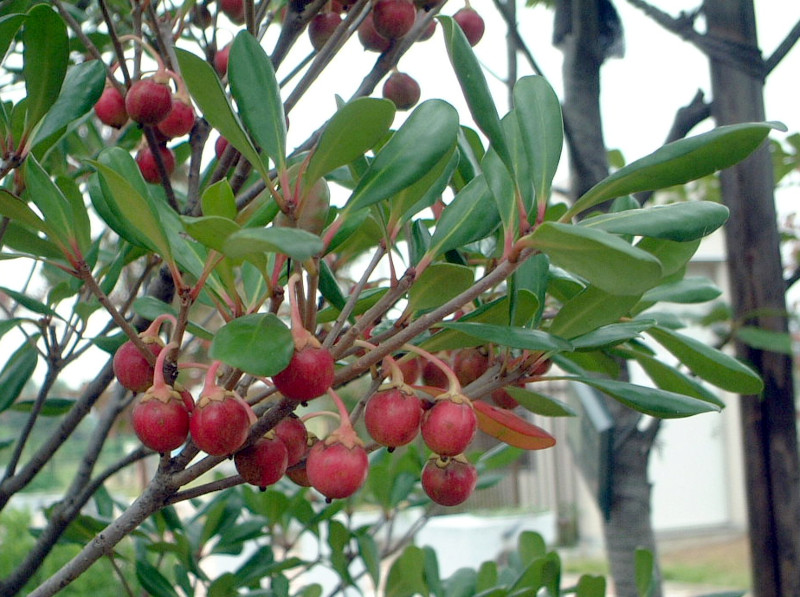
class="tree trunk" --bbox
[556,1,663,595]
[705,3,800,595]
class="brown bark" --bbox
[705,2,800,595]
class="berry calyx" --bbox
[234,434,289,489]
[372,0,417,40]
[421,394,477,456]
[382,71,421,111]
[136,145,175,184]
[308,12,342,51]
[94,85,128,128]
[364,385,422,448]
[421,454,477,506]
[190,361,256,456]
[125,78,173,125]
[453,6,485,46]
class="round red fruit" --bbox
[358,12,391,52]
[215,44,231,76]
[490,387,519,410]
[306,440,369,500]
[382,71,420,111]
[372,0,417,39]
[453,347,489,387]
[190,394,253,456]
[309,12,342,51]
[421,454,477,506]
[421,397,477,456]
[272,345,335,401]
[274,415,309,466]
[125,78,173,125]
[235,435,289,489]
[418,18,436,41]
[113,339,163,393]
[422,357,449,391]
[219,0,245,24]
[136,145,175,184]
[132,393,190,453]
[453,7,485,46]
[94,86,128,128]
[365,387,422,448]
[397,356,421,384]
[157,98,195,139]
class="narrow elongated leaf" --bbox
[133,297,213,340]
[504,387,577,417]
[0,189,57,239]
[570,320,656,350]
[521,222,663,295]
[0,340,38,413]
[22,5,68,132]
[647,326,764,394]
[481,146,516,232]
[635,548,655,597]
[135,559,180,597]
[386,545,429,597]
[24,156,74,250]
[11,397,75,416]
[439,16,512,172]
[579,201,729,241]
[222,227,323,261]
[549,286,642,340]
[576,575,606,597]
[565,122,781,219]
[641,276,721,304]
[513,75,563,204]
[390,148,458,226]
[407,263,473,312]
[183,215,241,253]
[305,97,395,183]
[209,313,293,376]
[229,31,286,168]
[0,15,25,65]
[175,48,267,179]
[355,532,381,587]
[570,376,721,418]
[636,236,701,277]
[735,325,793,355]
[31,60,105,154]
[474,400,556,450]
[346,100,459,213]
[0,286,57,317]
[439,322,572,352]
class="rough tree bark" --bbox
[705,2,800,595]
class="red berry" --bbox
[421,455,477,506]
[358,12,391,52]
[364,387,422,448]
[418,18,436,41]
[382,71,421,111]
[235,435,289,489]
[453,347,489,387]
[136,145,175,184]
[156,98,196,139]
[453,7,485,46]
[421,358,449,391]
[113,339,163,393]
[125,78,173,125]
[396,356,421,384]
[190,393,254,456]
[274,415,308,467]
[132,391,191,453]
[215,44,231,76]
[490,386,519,410]
[219,0,245,24]
[308,12,342,51]
[372,0,417,39]
[215,135,230,160]
[94,86,128,128]
[421,397,477,456]
[286,434,318,487]
[306,440,369,500]
[272,345,335,402]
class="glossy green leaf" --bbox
[521,222,663,295]
[565,122,781,220]
[175,48,267,179]
[407,263,473,312]
[570,320,656,350]
[579,201,729,241]
[636,237,701,277]
[11,397,75,416]
[505,386,577,417]
[390,147,458,226]
[440,321,572,352]
[549,286,642,340]
[424,175,500,260]
[0,15,25,67]
[229,31,286,169]
[135,559,180,597]
[222,227,323,261]
[22,5,68,133]
[24,156,74,250]
[133,297,213,341]
[512,75,563,204]
[635,548,655,597]
[735,325,793,355]
[209,313,293,377]
[31,60,105,155]
[624,348,725,408]
[183,215,241,253]
[576,575,606,597]
[305,97,395,183]
[386,545,429,597]
[482,145,516,232]
[647,326,764,394]
[346,100,459,213]
[0,189,57,239]
[570,376,720,418]
[0,340,38,414]
[439,16,512,172]
[201,179,238,220]
[355,531,381,587]
[641,276,721,304]
[0,286,57,317]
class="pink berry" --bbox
[358,12,391,52]
[453,7,485,46]
[309,12,342,51]
[190,393,254,456]
[94,86,128,128]
[132,392,191,453]
[272,345,335,402]
[113,339,163,393]
[273,415,309,467]
[306,440,369,500]
[219,0,245,24]
[372,0,417,40]
[136,145,175,184]
[421,455,477,506]
[421,397,477,456]
[364,387,422,448]
[125,78,173,125]
[382,71,421,111]
[453,347,489,387]
[156,98,196,139]
[215,44,231,76]
[234,435,289,489]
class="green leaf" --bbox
[22,5,68,133]
[327,520,353,584]
[317,287,388,324]
[576,575,606,597]
[635,548,655,597]
[521,222,663,295]
[512,75,563,205]
[0,189,57,240]
[570,376,721,418]
[24,155,74,251]
[31,60,106,154]
[565,122,781,220]
[208,573,237,597]
[439,322,572,352]
[735,325,793,355]
[505,386,578,416]
[228,31,286,169]
[549,286,642,340]
[407,263,473,312]
[570,320,656,350]
[641,276,721,304]
[579,201,729,242]
[305,97,395,184]
[636,236,701,277]
[346,100,459,213]
[482,145,516,232]
[201,179,238,220]
[439,16,512,173]
[355,531,381,587]
[209,313,293,377]
[0,286,57,317]
[135,559,180,597]
[647,326,764,394]
[183,215,241,253]
[132,297,213,341]
[0,15,25,68]
[390,148,459,227]
[0,340,38,414]
[424,175,500,260]
[222,227,323,261]
[386,545,429,597]
[175,48,267,179]
[11,397,75,416]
